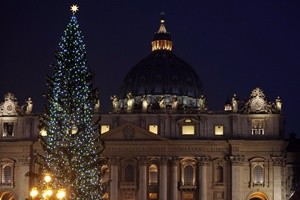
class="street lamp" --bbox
[30,174,66,200]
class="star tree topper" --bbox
[71,4,79,14]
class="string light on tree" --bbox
[38,4,107,199]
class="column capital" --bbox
[138,157,148,166]
[171,157,180,165]
[197,156,211,166]
[160,157,169,165]
[109,157,120,165]
[229,155,245,166]
[271,155,285,166]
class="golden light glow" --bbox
[71,124,78,134]
[182,125,195,135]
[215,125,224,135]
[71,4,79,14]
[30,187,39,197]
[149,125,158,134]
[151,40,173,51]
[42,189,53,198]
[40,128,47,136]
[56,189,66,199]
[44,174,52,183]
[100,125,110,134]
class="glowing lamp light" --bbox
[44,174,52,183]
[30,187,39,197]
[71,124,78,134]
[40,128,47,136]
[42,189,53,198]
[57,189,66,199]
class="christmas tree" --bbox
[39,5,106,199]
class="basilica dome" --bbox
[114,15,204,111]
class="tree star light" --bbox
[71,5,79,14]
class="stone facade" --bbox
[0,92,299,200]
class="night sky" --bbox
[1,1,300,137]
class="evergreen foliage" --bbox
[39,11,106,199]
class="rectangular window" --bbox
[3,122,14,137]
[252,119,264,135]
[252,128,264,135]
[149,193,158,200]
[149,125,158,134]
[182,125,195,135]
[215,125,224,135]
[100,125,110,134]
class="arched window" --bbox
[214,166,223,183]
[2,165,12,183]
[183,165,194,185]
[124,164,134,182]
[149,164,158,185]
[253,165,264,184]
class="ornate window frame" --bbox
[0,158,15,188]
[251,119,265,135]
[1,118,18,138]
[178,118,198,136]
[180,158,197,188]
[249,157,267,187]
[212,159,225,187]
[148,164,158,185]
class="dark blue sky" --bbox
[0,1,299,136]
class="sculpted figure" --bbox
[111,95,119,111]
[25,97,33,114]
[198,95,206,110]
[275,96,282,112]
[126,92,135,111]
[232,94,238,113]
[158,96,166,109]
[141,95,149,112]
[172,96,179,110]
[94,89,100,113]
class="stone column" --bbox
[138,157,148,200]
[170,157,179,200]
[159,157,168,200]
[230,155,245,200]
[109,157,119,200]
[272,156,284,200]
[197,156,210,200]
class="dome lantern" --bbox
[151,12,173,51]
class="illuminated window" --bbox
[252,125,264,135]
[183,191,194,200]
[215,125,224,135]
[149,193,158,200]
[2,165,12,183]
[182,125,195,135]
[3,122,14,137]
[253,165,264,185]
[149,164,158,185]
[149,125,158,134]
[102,192,109,200]
[183,165,194,185]
[185,119,192,123]
[250,158,266,187]
[100,125,110,134]
[252,120,264,135]
[0,159,14,188]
